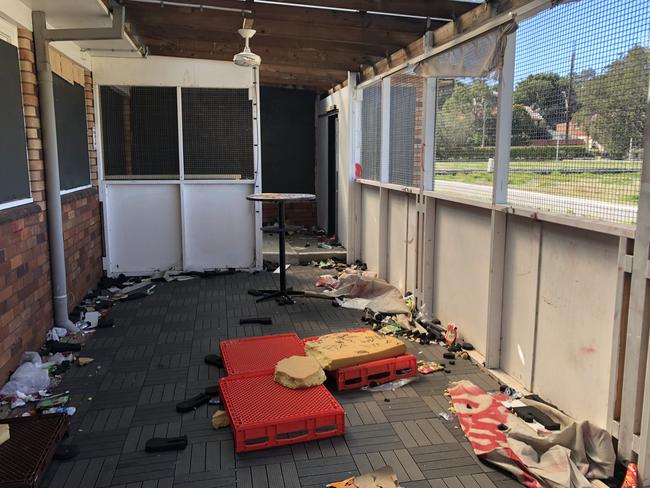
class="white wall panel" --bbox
[387,190,408,292]
[432,201,491,353]
[182,184,255,270]
[534,224,618,428]
[360,185,380,272]
[105,184,181,274]
[500,215,540,388]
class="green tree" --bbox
[437,79,497,149]
[513,73,578,128]
[574,46,649,159]
[511,104,550,145]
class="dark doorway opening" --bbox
[327,113,338,236]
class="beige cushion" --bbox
[304,330,406,371]
[275,355,326,389]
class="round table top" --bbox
[247,192,316,202]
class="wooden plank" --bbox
[249,0,476,18]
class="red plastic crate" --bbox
[220,333,305,376]
[332,354,417,391]
[219,371,345,452]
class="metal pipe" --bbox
[32,11,76,332]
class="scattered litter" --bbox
[204,354,223,368]
[77,357,94,367]
[461,342,474,351]
[43,406,76,415]
[443,352,456,360]
[417,360,444,375]
[362,377,416,392]
[37,395,69,410]
[0,361,50,396]
[208,398,222,406]
[0,424,9,446]
[239,316,272,325]
[273,264,290,274]
[211,410,230,429]
[444,322,458,346]
[500,384,523,399]
[318,242,332,249]
[327,466,399,488]
[622,463,639,488]
[145,435,188,452]
[438,412,454,422]
[176,393,210,413]
[54,444,79,460]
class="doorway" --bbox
[327,113,338,236]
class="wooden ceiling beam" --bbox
[124,0,439,34]
[123,2,429,47]
[251,0,478,19]
[143,37,382,71]
[134,24,395,58]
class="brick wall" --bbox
[262,201,317,228]
[0,29,103,381]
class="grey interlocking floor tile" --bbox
[41,267,505,487]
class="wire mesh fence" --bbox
[432,76,499,201]
[181,88,254,180]
[389,73,425,187]
[509,0,649,223]
[360,81,382,181]
[100,86,179,179]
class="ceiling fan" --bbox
[233,18,261,67]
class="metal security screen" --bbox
[100,86,179,179]
[181,88,254,180]
[433,76,498,200]
[360,82,382,181]
[0,38,30,204]
[53,74,90,190]
[510,0,649,223]
[389,73,424,187]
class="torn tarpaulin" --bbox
[448,380,615,488]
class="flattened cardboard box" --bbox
[305,330,406,371]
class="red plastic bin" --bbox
[219,371,345,452]
[332,353,417,391]
[220,333,305,376]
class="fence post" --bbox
[485,31,516,368]
[624,78,650,478]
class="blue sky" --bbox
[514,0,650,83]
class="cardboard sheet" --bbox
[304,330,406,371]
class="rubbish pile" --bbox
[447,380,617,488]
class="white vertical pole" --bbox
[347,72,362,263]
[485,32,516,367]
[622,78,650,473]
[423,78,436,192]
[493,33,516,205]
[176,86,187,271]
[380,77,391,183]
[378,77,391,279]
[94,83,111,273]
[252,66,263,269]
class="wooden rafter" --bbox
[255,0,479,19]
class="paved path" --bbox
[42,267,518,488]
[434,180,637,223]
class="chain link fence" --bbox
[509,0,648,223]
[389,73,425,187]
[360,81,382,181]
[432,76,499,200]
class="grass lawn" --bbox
[436,166,640,205]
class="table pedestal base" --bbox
[248,288,305,305]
